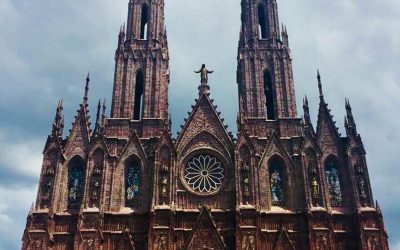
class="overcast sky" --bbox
[0,0,399,249]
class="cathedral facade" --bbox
[22,0,389,249]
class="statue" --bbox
[194,64,214,85]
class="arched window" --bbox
[125,159,141,207]
[269,158,284,206]
[264,71,275,120]
[134,70,144,120]
[324,159,343,206]
[140,5,148,39]
[67,157,85,209]
[258,4,268,39]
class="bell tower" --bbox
[111,0,169,137]
[237,0,296,121]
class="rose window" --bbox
[184,155,224,194]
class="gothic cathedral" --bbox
[22,0,389,249]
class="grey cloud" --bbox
[0,0,398,249]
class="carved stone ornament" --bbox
[184,154,225,195]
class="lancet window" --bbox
[140,4,148,39]
[269,158,285,206]
[258,4,268,39]
[264,71,275,120]
[134,70,144,120]
[67,157,85,209]
[125,159,141,207]
[324,158,343,206]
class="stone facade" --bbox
[22,0,388,249]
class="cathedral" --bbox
[22,0,389,249]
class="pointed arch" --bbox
[268,156,286,206]
[263,70,275,120]
[67,156,85,210]
[133,69,144,120]
[324,155,343,206]
[257,3,268,39]
[125,155,141,208]
[140,4,149,39]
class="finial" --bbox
[93,99,102,136]
[101,98,107,126]
[317,69,325,101]
[96,99,101,122]
[303,95,312,129]
[344,98,357,137]
[84,72,90,103]
[52,99,64,137]
[303,95,309,107]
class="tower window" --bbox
[258,4,268,39]
[264,71,275,120]
[140,5,148,39]
[134,70,144,120]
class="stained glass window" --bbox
[68,159,85,209]
[125,162,140,207]
[184,155,224,194]
[325,160,343,206]
[269,160,284,206]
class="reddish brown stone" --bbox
[21,0,388,249]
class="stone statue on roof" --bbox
[194,64,214,85]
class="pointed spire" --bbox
[101,98,106,126]
[344,98,358,137]
[317,69,324,101]
[303,95,313,131]
[51,99,63,137]
[93,99,102,137]
[84,72,90,105]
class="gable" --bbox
[185,207,226,250]
[116,229,135,250]
[176,93,233,153]
[117,131,147,166]
[316,103,342,154]
[274,230,294,250]
[64,109,91,158]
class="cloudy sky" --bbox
[0,0,399,249]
